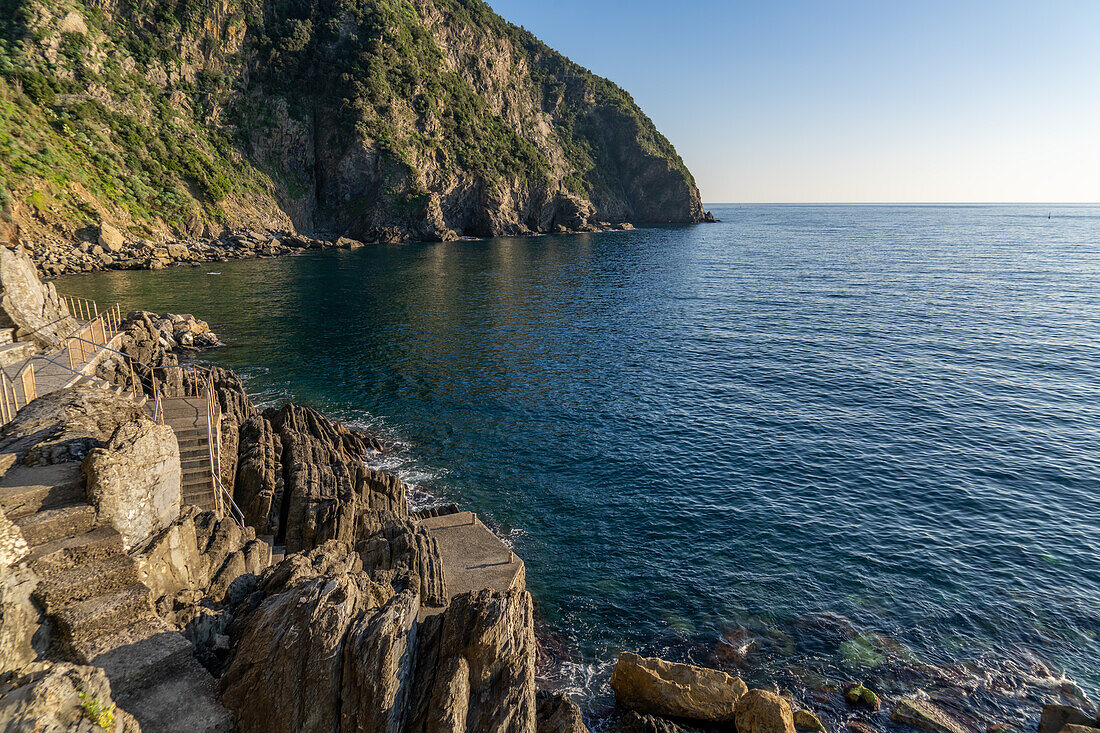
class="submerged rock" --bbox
[1039,705,1096,733]
[613,710,690,732]
[536,691,588,733]
[844,683,881,711]
[891,699,967,733]
[609,651,747,723]
[794,708,827,733]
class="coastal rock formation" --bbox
[408,587,536,732]
[0,385,147,466]
[1,0,703,267]
[609,652,747,723]
[0,245,71,347]
[218,541,395,732]
[536,691,588,733]
[234,403,392,551]
[357,517,447,608]
[734,690,796,733]
[0,661,141,732]
[1039,705,1098,733]
[83,415,180,550]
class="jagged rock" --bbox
[0,386,146,467]
[137,507,269,604]
[609,652,747,723]
[82,415,180,550]
[1039,706,1096,733]
[612,711,689,733]
[408,587,536,733]
[536,691,588,733]
[891,699,967,733]
[339,590,420,733]
[233,403,391,551]
[0,244,70,348]
[734,689,796,733]
[0,661,141,732]
[357,518,446,607]
[219,542,393,733]
[0,563,40,674]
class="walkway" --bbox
[0,461,233,732]
[419,511,526,612]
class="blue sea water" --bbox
[65,205,1100,727]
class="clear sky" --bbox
[485,0,1100,203]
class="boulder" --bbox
[166,243,190,260]
[794,709,827,733]
[734,689,796,733]
[83,415,180,550]
[98,223,124,252]
[609,652,747,723]
[0,245,70,348]
[1039,706,1095,733]
[843,683,881,711]
[891,700,967,733]
[537,691,588,733]
[0,661,141,731]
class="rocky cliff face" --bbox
[0,0,703,256]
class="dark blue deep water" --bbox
[65,205,1100,728]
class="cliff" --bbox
[0,0,704,255]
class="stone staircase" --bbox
[0,461,233,732]
[158,396,219,513]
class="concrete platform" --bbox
[420,511,525,606]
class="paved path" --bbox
[420,511,525,611]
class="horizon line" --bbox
[703,202,1100,206]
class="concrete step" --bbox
[179,446,209,459]
[34,553,138,609]
[76,617,194,687]
[54,582,155,643]
[113,654,234,733]
[181,456,210,471]
[0,340,37,368]
[0,462,85,520]
[14,503,96,547]
[27,526,124,577]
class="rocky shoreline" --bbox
[0,253,1094,733]
[31,221,652,278]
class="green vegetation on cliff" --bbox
[0,0,702,247]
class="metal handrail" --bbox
[24,354,115,390]
[149,363,244,527]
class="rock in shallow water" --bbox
[609,651,747,723]
[735,689,797,733]
[536,691,588,733]
[891,699,967,733]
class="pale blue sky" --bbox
[487,0,1100,203]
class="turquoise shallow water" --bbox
[64,205,1100,726]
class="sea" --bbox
[64,204,1100,729]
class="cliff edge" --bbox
[0,0,704,253]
